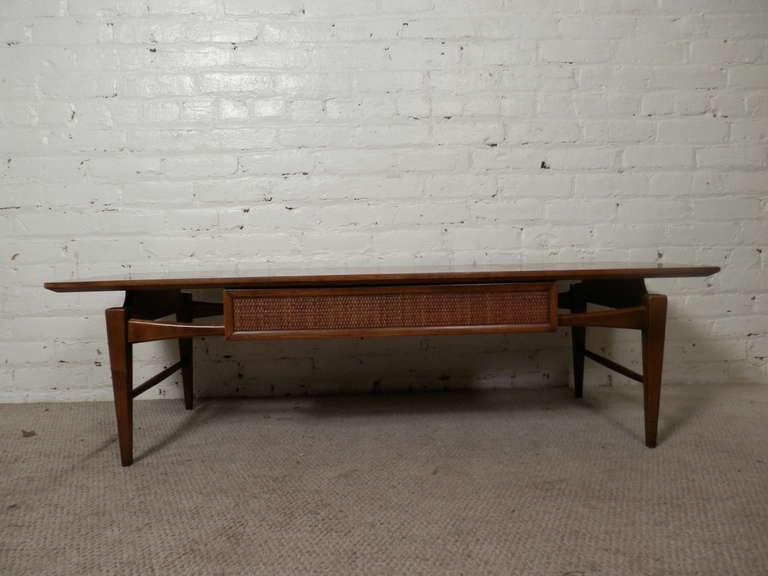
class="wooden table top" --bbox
[45,263,720,292]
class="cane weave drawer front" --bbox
[224,283,557,340]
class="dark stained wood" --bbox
[127,319,225,344]
[106,307,133,467]
[569,283,587,399]
[584,350,644,383]
[557,290,573,310]
[43,263,721,292]
[191,300,223,319]
[132,361,183,399]
[177,293,195,410]
[642,294,668,448]
[125,289,180,320]
[49,264,718,465]
[580,278,648,308]
[558,306,646,330]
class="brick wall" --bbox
[1,0,765,402]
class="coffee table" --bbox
[45,263,719,466]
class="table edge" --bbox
[44,265,721,293]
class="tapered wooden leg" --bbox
[641,294,667,448]
[177,293,194,410]
[570,283,587,398]
[106,307,133,466]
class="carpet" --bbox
[1,382,766,575]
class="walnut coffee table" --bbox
[45,263,719,466]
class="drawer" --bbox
[223,283,557,340]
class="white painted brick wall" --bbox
[1,0,766,403]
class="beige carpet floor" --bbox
[1,382,767,576]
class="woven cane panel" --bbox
[231,289,551,333]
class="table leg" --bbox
[177,293,194,410]
[641,294,667,448]
[570,283,587,398]
[106,307,133,466]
